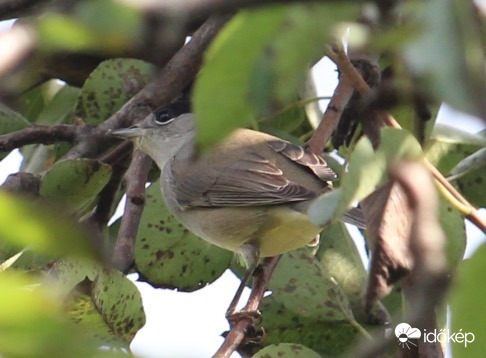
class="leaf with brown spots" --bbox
[92,270,145,344]
[75,59,154,125]
[268,248,354,322]
[47,260,145,346]
[317,222,389,325]
[252,342,321,358]
[255,296,360,356]
[40,158,112,215]
[134,184,233,292]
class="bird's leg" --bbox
[225,244,261,326]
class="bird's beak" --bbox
[110,126,143,139]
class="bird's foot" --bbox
[226,309,262,328]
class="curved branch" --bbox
[111,149,153,272]
[0,124,78,152]
[306,75,354,154]
[213,256,281,358]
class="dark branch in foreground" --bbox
[111,149,153,272]
[0,124,78,152]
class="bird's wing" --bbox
[267,140,337,181]
[172,150,319,208]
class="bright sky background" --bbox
[1,20,486,358]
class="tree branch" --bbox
[213,256,281,358]
[0,124,79,151]
[111,149,153,272]
[306,74,354,154]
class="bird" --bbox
[111,104,364,316]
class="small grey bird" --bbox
[112,108,364,268]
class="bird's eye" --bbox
[153,109,176,125]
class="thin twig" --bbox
[213,256,281,358]
[327,47,486,234]
[0,124,78,151]
[306,75,354,154]
[111,150,153,272]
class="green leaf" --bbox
[338,128,422,216]
[0,104,29,136]
[425,140,479,175]
[36,85,80,125]
[16,86,46,122]
[0,272,100,358]
[308,188,341,227]
[20,85,80,173]
[40,158,112,214]
[91,270,146,343]
[0,192,100,259]
[75,59,154,125]
[194,7,284,148]
[269,248,354,322]
[259,296,359,356]
[134,184,233,291]
[316,223,388,324]
[49,260,146,345]
[432,124,486,147]
[404,0,486,116]
[38,1,142,54]
[455,164,486,208]
[48,258,100,295]
[390,101,439,145]
[310,128,422,227]
[194,4,357,149]
[449,147,486,179]
[450,243,486,358]
[253,343,321,358]
[439,198,466,268]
